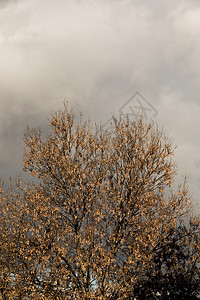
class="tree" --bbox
[0,102,199,299]
[133,216,200,299]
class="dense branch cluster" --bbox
[0,103,199,299]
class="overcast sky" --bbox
[0,0,200,208]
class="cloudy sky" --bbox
[0,0,200,208]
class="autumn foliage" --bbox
[0,103,199,299]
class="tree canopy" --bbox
[0,103,199,299]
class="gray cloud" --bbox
[0,0,199,206]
